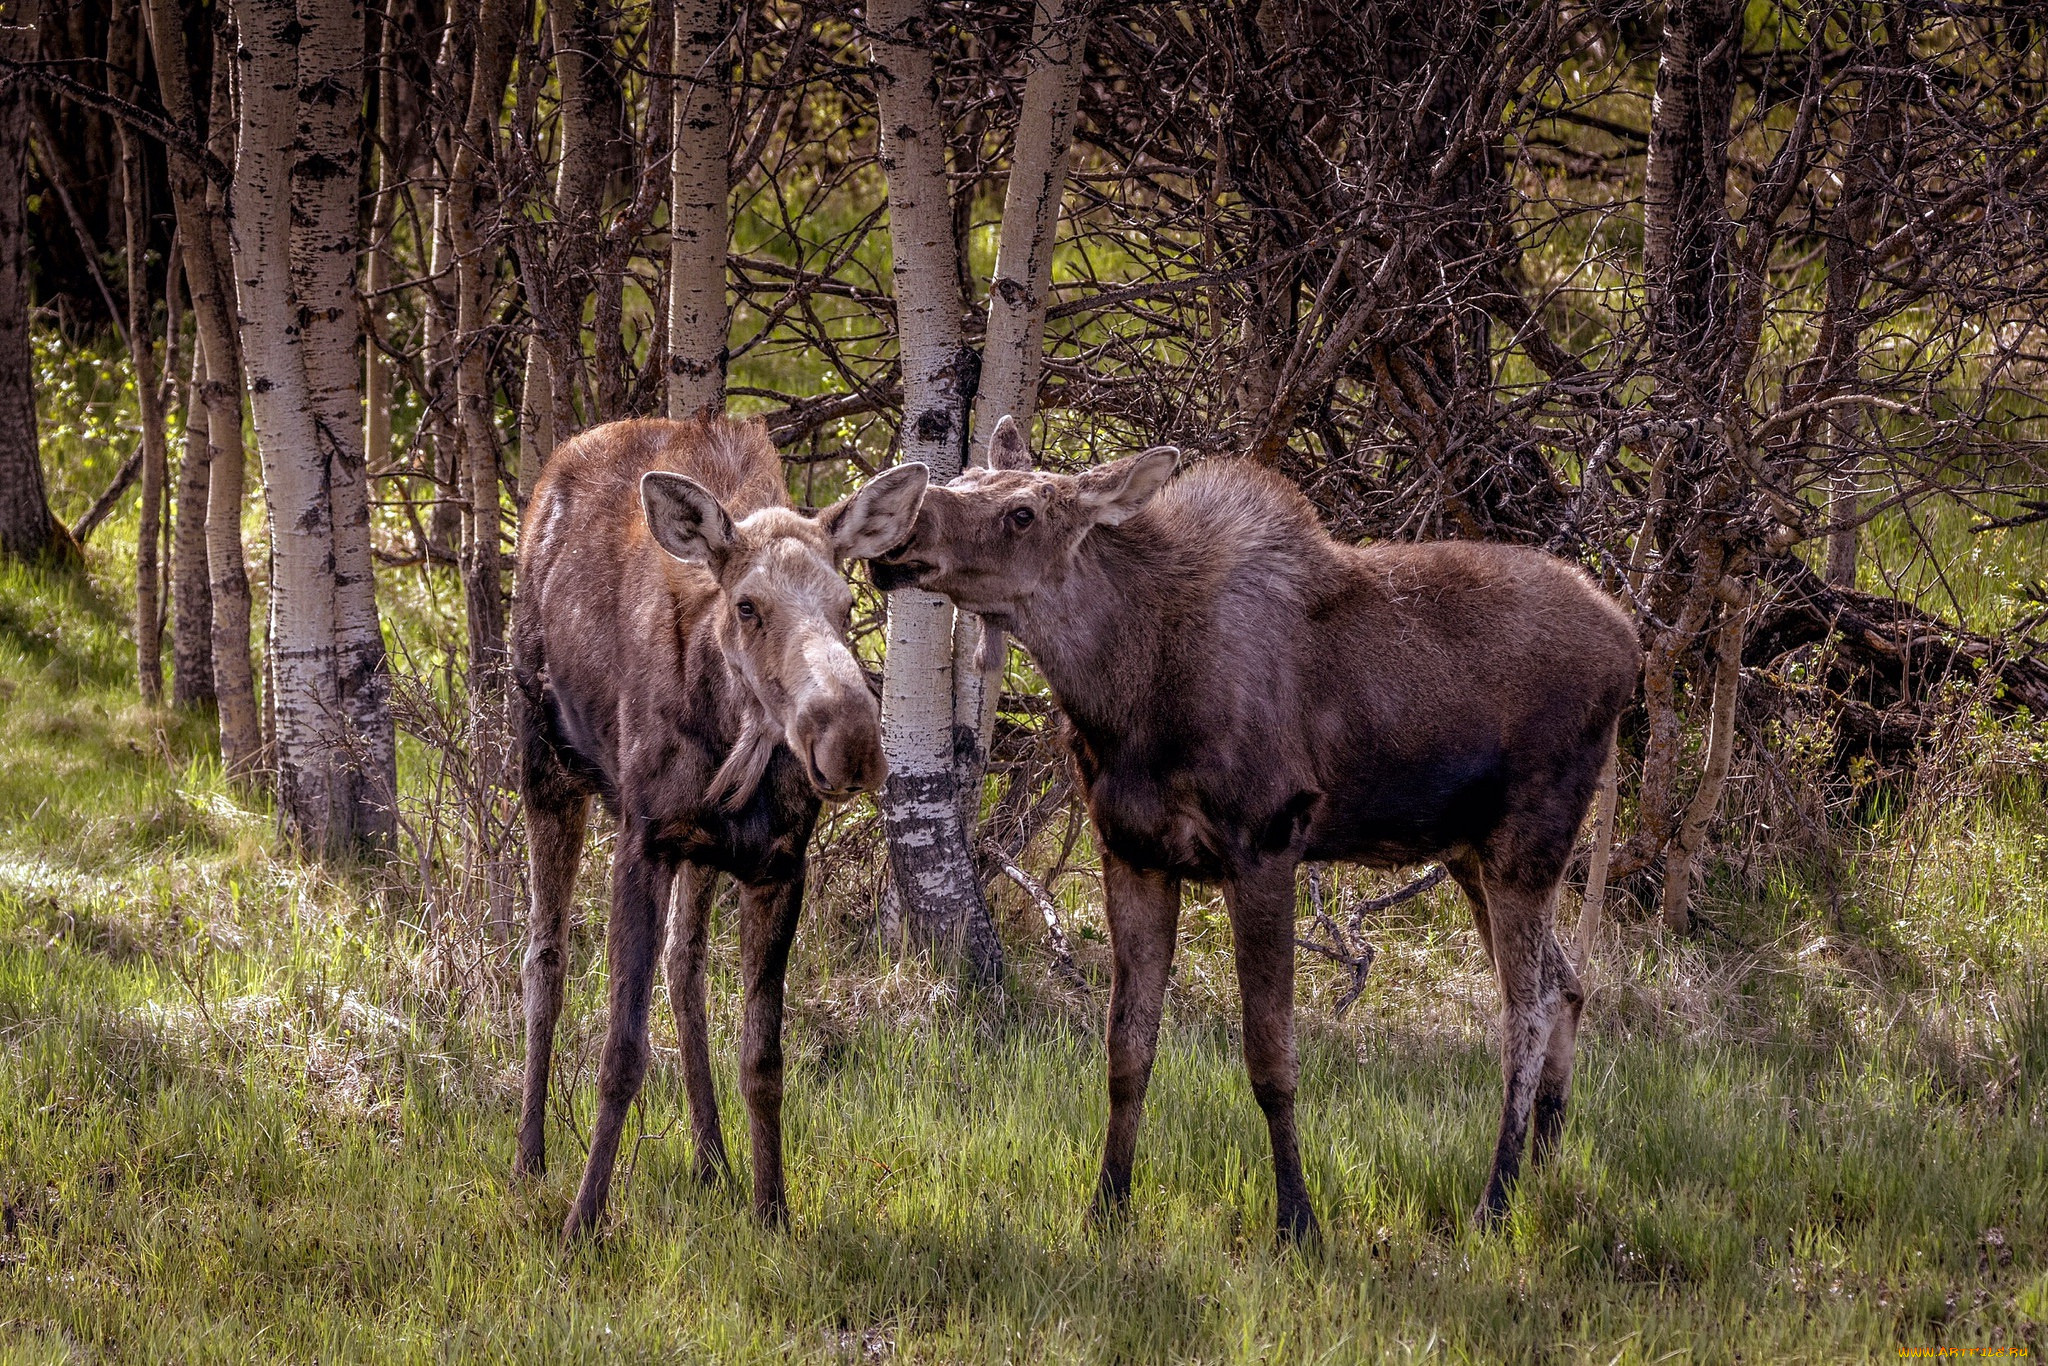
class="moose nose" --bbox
[789,692,887,800]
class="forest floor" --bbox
[1,545,2045,1363]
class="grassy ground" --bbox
[1,543,2046,1364]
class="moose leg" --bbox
[1090,853,1181,1226]
[1224,860,1318,1244]
[737,875,804,1225]
[562,832,671,1241]
[1444,848,1495,967]
[664,860,729,1184]
[1530,930,1585,1167]
[517,793,588,1178]
[1474,873,1571,1229]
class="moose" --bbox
[512,414,927,1241]
[870,416,1641,1243]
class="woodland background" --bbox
[0,1,2046,1359]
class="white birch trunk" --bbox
[296,0,395,849]
[953,0,1092,808]
[872,0,1001,984]
[142,0,261,771]
[229,0,346,851]
[667,0,730,418]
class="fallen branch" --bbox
[1296,864,1447,1018]
[70,444,144,545]
[984,842,1087,991]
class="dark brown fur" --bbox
[872,425,1640,1241]
[513,415,924,1241]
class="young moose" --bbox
[871,417,1640,1242]
[513,415,926,1241]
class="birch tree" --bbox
[448,0,519,689]
[296,0,395,846]
[667,0,729,419]
[954,0,1093,803]
[141,0,261,770]
[232,0,346,848]
[870,0,1001,984]
[115,7,169,702]
[227,0,392,853]
[170,337,212,707]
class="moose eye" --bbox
[1006,506,1036,531]
[736,599,758,622]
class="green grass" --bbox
[2,548,2046,1364]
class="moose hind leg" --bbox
[1475,876,1567,1229]
[517,793,588,1178]
[563,833,670,1242]
[1224,860,1318,1245]
[1091,854,1181,1226]
[1530,934,1585,1167]
[736,876,804,1225]
[665,861,729,1184]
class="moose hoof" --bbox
[1085,1188,1134,1236]
[1277,1203,1322,1249]
[560,1202,604,1247]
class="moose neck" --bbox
[1010,523,1168,745]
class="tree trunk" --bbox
[296,0,394,849]
[448,0,518,691]
[231,0,351,851]
[170,338,214,706]
[1659,597,1747,934]
[954,0,1092,811]
[119,96,169,702]
[871,0,1002,985]
[1642,0,1741,386]
[666,0,728,418]
[363,0,396,484]
[142,0,261,770]
[0,2,69,566]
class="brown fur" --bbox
[873,429,1640,1241]
[513,416,924,1241]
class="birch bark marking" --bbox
[871,0,1002,984]
[297,0,395,848]
[955,0,1093,795]
[142,0,261,768]
[667,0,729,419]
[231,0,349,851]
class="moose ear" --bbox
[986,414,1032,470]
[641,471,736,568]
[1075,446,1177,527]
[823,462,929,561]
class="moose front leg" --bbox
[562,833,672,1242]
[1090,853,1181,1227]
[664,860,729,1184]
[1224,858,1318,1245]
[736,874,804,1225]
